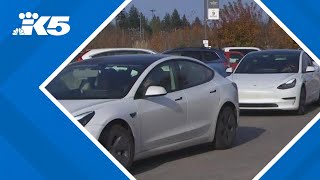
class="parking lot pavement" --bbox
[131,106,320,180]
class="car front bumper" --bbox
[238,87,300,110]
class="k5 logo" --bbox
[12,12,70,36]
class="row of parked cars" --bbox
[73,47,260,77]
[48,46,320,169]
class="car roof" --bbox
[223,47,261,50]
[163,47,223,53]
[69,54,170,66]
[247,49,302,55]
[88,48,157,54]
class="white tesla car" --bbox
[47,54,239,168]
[228,49,320,114]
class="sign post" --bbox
[203,0,219,47]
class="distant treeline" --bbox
[87,0,298,51]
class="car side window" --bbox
[203,51,220,62]
[136,62,177,98]
[177,60,214,89]
[302,53,313,73]
[306,54,314,66]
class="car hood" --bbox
[59,99,117,115]
[229,73,298,89]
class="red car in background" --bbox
[224,51,244,70]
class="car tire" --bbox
[99,124,134,169]
[213,106,237,150]
[316,90,320,106]
[296,87,306,115]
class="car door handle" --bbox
[210,90,217,93]
[175,97,183,101]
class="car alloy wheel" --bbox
[214,106,237,149]
[99,124,134,169]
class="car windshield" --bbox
[47,64,146,100]
[235,52,300,74]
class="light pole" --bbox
[204,0,219,47]
[204,19,208,40]
[150,9,156,17]
[204,0,208,46]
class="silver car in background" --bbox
[75,48,157,62]
[47,54,239,168]
[228,49,320,114]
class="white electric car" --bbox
[47,54,239,168]
[228,49,320,114]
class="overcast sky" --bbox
[130,0,255,20]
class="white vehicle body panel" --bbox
[57,55,239,161]
[228,50,320,110]
[223,47,261,52]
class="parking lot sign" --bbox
[205,0,219,20]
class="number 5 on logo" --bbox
[47,16,70,36]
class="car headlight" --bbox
[277,79,296,90]
[75,111,95,126]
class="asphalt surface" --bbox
[131,105,320,180]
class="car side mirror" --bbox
[145,86,167,97]
[306,66,315,72]
[226,67,233,73]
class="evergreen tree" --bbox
[128,5,140,29]
[116,9,128,29]
[171,9,182,29]
[192,17,202,27]
[181,14,190,28]
[161,13,172,31]
[150,15,161,34]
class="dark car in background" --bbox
[163,47,229,77]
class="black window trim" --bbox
[134,60,179,99]
[202,50,222,62]
[134,59,215,99]
[175,59,215,91]
[302,52,314,74]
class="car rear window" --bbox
[203,51,220,61]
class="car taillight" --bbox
[76,56,83,62]
[223,61,229,68]
[76,49,90,62]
